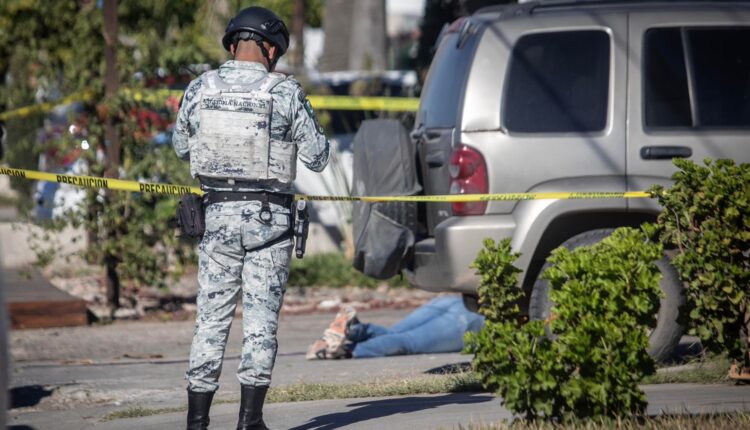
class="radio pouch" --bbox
[177,193,206,238]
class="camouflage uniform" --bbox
[173,60,329,393]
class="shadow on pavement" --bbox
[289,392,494,430]
[10,385,53,409]
[8,426,37,430]
[424,362,472,375]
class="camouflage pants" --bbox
[187,200,293,393]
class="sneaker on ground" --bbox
[323,306,357,358]
[305,339,328,360]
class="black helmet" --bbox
[222,7,290,56]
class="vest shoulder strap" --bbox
[201,70,288,93]
[258,72,288,93]
[200,70,234,92]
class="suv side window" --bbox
[503,30,610,133]
[419,29,480,129]
[644,27,750,129]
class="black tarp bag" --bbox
[176,193,205,238]
[352,119,421,279]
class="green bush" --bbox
[465,238,565,419]
[651,158,750,365]
[465,228,662,421]
[288,253,407,288]
[472,238,524,323]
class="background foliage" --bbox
[651,158,750,365]
[0,0,227,300]
[466,228,662,421]
[288,253,406,288]
[237,0,325,28]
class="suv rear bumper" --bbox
[404,214,516,294]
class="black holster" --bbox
[177,193,206,238]
[294,200,310,258]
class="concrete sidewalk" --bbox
[8,307,742,430]
[37,384,750,430]
[8,309,472,429]
[96,392,503,430]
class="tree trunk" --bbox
[291,0,306,73]
[320,0,386,72]
[103,0,121,314]
[103,0,120,178]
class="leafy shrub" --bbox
[472,238,524,323]
[465,228,662,421]
[543,227,662,418]
[288,253,407,288]
[651,158,750,365]
[466,239,567,418]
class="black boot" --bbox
[187,390,214,430]
[236,385,269,430]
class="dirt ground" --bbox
[43,260,443,322]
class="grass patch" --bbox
[102,405,183,421]
[450,412,750,429]
[644,355,730,384]
[101,373,481,421]
[267,373,481,403]
[288,252,407,288]
[100,359,732,422]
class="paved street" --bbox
[12,384,750,430]
[71,384,750,429]
[8,307,750,429]
[8,308,472,429]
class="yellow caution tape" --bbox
[0,91,95,121]
[308,191,651,202]
[118,88,183,106]
[113,91,420,111]
[0,167,651,202]
[0,167,201,196]
[0,90,419,121]
[307,95,419,112]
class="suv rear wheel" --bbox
[528,228,685,363]
[462,293,479,313]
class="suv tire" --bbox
[462,293,479,313]
[528,228,685,363]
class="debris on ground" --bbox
[43,262,441,322]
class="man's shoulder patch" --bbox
[300,91,324,135]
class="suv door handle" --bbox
[410,127,425,141]
[425,152,445,168]
[640,146,692,160]
[425,131,442,140]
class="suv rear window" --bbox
[503,30,610,133]
[644,27,750,129]
[419,28,480,128]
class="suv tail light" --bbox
[449,145,488,216]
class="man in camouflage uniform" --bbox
[172,7,328,430]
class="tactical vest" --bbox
[189,70,297,184]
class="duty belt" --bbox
[200,177,279,191]
[203,190,296,253]
[204,191,294,210]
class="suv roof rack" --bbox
[475,0,750,17]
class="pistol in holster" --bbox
[176,193,206,239]
[294,200,310,258]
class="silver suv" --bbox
[404,0,750,360]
